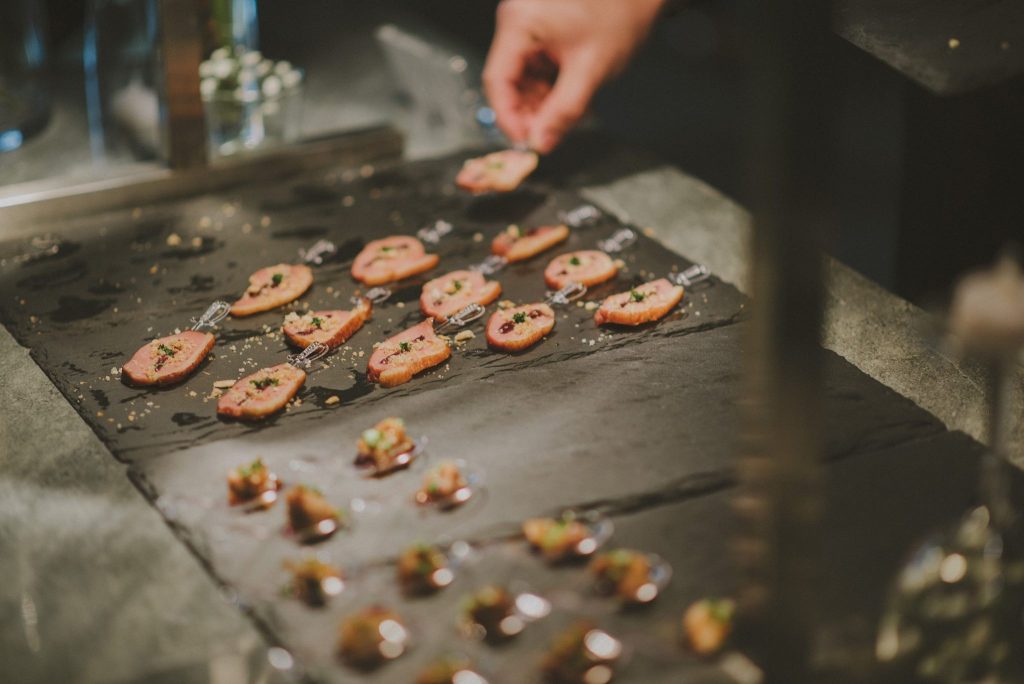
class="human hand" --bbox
[483,0,665,154]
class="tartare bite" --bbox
[286,485,343,542]
[338,606,409,668]
[355,417,417,475]
[227,458,281,508]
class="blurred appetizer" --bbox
[589,549,659,603]
[286,485,343,542]
[544,251,618,290]
[227,458,281,508]
[523,516,591,561]
[461,585,519,643]
[486,303,555,352]
[122,331,215,386]
[367,319,451,387]
[355,417,417,475]
[338,606,409,669]
[541,621,622,684]
[594,278,684,326]
[284,557,344,606]
[415,461,471,508]
[456,149,538,194]
[217,364,306,420]
[682,597,735,656]
[283,297,371,349]
[492,224,569,262]
[416,655,486,684]
[420,270,502,322]
[351,236,439,286]
[397,543,453,595]
[230,263,313,317]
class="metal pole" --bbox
[159,0,208,169]
[734,0,835,681]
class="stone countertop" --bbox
[2,146,1021,683]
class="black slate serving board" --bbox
[0,138,995,682]
[0,156,745,464]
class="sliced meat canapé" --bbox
[420,270,502,322]
[217,363,306,420]
[283,297,372,349]
[544,250,618,290]
[492,224,569,263]
[486,303,555,352]
[122,330,215,386]
[367,319,451,388]
[231,264,313,317]
[351,236,439,286]
[456,149,538,194]
[594,278,684,326]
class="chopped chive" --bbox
[271,273,284,286]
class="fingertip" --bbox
[528,126,560,154]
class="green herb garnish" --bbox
[569,256,581,266]
[251,377,280,390]
[311,316,323,328]
[399,341,412,353]
[239,458,264,478]
[271,273,284,286]
[452,280,462,292]
[361,428,381,447]
[157,343,176,356]
[512,311,527,324]
[708,598,735,624]
[630,289,646,302]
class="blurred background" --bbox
[2,0,1021,305]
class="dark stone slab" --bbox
[0,147,743,464]
[181,430,984,684]
[835,0,1024,96]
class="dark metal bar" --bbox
[159,0,208,170]
[734,0,836,681]
[0,126,404,230]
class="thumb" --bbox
[527,52,603,153]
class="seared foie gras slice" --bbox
[283,297,372,349]
[594,278,684,326]
[122,330,215,386]
[486,303,555,352]
[420,270,502,322]
[456,149,538,194]
[217,363,306,420]
[492,224,569,262]
[351,236,439,286]
[544,250,618,290]
[231,263,313,317]
[367,319,451,388]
